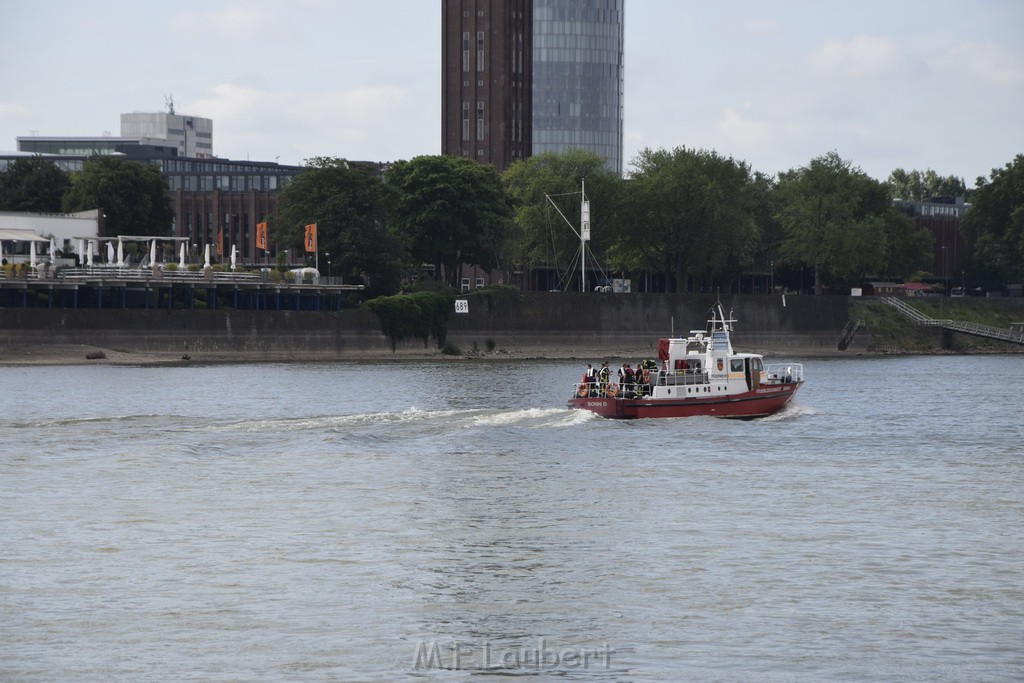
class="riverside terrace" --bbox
[0,267,365,311]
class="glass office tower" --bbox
[532,0,624,175]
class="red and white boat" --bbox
[567,304,804,419]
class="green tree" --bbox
[887,168,967,201]
[275,157,402,294]
[776,152,928,293]
[62,156,173,236]
[502,149,625,277]
[0,156,71,213]
[960,154,1024,288]
[385,155,513,288]
[618,147,761,292]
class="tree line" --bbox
[2,149,1022,295]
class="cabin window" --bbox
[730,359,744,372]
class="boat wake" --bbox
[761,402,816,421]
[206,406,593,433]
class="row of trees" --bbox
[0,155,174,236]
[2,149,1022,294]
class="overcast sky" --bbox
[1,1,1021,183]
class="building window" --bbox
[476,102,485,141]
[477,32,484,71]
[461,277,471,292]
[462,102,470,142]
[462,32,469,72]
[475,277,484,289]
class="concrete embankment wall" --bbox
[0,293,851,360]
[448,292,850,357]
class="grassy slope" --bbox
[850,299,1023,354]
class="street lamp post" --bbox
[324,252,330,279]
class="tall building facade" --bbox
[532,0,624,175]
[441,0,533,172]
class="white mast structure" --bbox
[545,179,604,292]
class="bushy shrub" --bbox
[363,290,455,351]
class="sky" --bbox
[1,0,1021,183]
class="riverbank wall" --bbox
[2,293,1022,364]
[0,293,847,362]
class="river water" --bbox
[1,355,1022,681]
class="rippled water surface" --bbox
[1,356,1022,680]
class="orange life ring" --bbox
[606,383,619,397]
[577,383,588,397]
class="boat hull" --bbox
[567,382,801,419]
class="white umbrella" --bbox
[0,239,4,267]
[106,241,115,264]
[87,240,94,267]
[77,239,85,266]
[178,242,186,268]
[150,239,157,267]
[49,237,57,264]
[230,244,237,270]
[203,243,211,268]
[116,238,124,267]
[30,240,37,268]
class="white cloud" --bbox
[714,107,773,150]
[184,83,426,164]
[806,35,926,80]
[170,5,283,41]
[0,102,32,126]
[946,41,1024,87]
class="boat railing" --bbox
[571,380,654,399]
[764,363,803,384]
[571,369,708,398]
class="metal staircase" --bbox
[836,317,862,350]
[881,297,1024,346]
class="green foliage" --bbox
[386,155,513,287]
[619,146,761,292]
[502,149,625,268]
[960,154,1024,288]
[275,157,402,295]
[776,152,929,293]
[163,262,178,272]
[363,290,455,351]
[887,168,967,202]
[0,156,71,212]
[441,342,462,356]
[62,156,173,236]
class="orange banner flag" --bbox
[255,221,268,251]
[304,223,317,253]
[216,228,224,257]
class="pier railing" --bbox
[881,296,1024,346]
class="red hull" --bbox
[567,383,800,419]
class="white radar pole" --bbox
[580,179,590,293]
